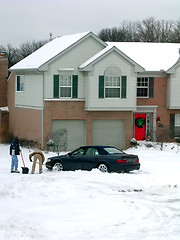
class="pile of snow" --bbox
[0,142,180,240]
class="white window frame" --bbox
[175,114,180,127]
[105,76,121,98]
[59,75,72,98]
[137,77,149,98]
[175,114,180,137]
[16,75,24,92]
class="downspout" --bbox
[37,69,45,149]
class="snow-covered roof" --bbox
[108,42,180,71]
[80,42,180,71]
[9,30,180,72]
[9,32,91,71]
[79,46,113,69]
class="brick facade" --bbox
[0,53,8,142]
[0,53,8,107]
[137,77,180,141]
[44,100,132,149]
[7,73,42,146]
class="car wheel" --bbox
[98,163,109,173]
[53,162,64,171]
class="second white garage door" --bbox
[92,120,125,150]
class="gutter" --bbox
[37,69,45,149]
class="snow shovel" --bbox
[21,152,29,174]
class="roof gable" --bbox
[9,31,107,71]
[80,42,180,72]
[79,45,145,72]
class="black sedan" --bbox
[45,146,140,173]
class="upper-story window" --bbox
[104,67,122,98]
[99,66,127,99]
[53,74,78,99]
[105,76,121,98]
[137,77,154,98]
[137,77,148,97]
[16,75,24,92]
[59,75,72,98]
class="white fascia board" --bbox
[85,106,136,111]
[167,60,180,74]
[167,105,180,109]
[79,46,145,72]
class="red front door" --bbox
[134,114,146,140]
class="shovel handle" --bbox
[21,151,26,167]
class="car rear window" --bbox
[104,147,123,154]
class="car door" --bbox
[80,147,99,170]
[67,147,86,170]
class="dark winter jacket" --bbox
[10,137,20,155]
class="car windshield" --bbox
[104,147,123,154]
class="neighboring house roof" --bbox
[80,42,180,72]
[9,31,106,71]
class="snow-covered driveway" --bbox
[0,143,180,240]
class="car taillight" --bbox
[135,158,139,163]
[117,159,127,163]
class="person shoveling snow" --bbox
[9,137,20,173]
[29,151,45,174]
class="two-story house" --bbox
[8,31,180,150]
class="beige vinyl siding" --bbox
[44,36,105,99]
[85,51,137,111]
[15,74,43,109]
[167,65,180,109]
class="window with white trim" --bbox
[137,77,148,97]
[16,75,24,92]
[105,76,121,98]
[59,75,72,98]
[104,66,122,98]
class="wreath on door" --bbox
[135,117,145,128]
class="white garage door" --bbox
[92,120,125,149]
[52,120,86,151]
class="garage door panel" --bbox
[52,120,86,151]
[92,120,124,149]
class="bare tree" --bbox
[98,17,180,43]
[0,40,48,68]
[47,129,68,155]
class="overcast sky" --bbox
[1,0,180,46]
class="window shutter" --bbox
[121,76,127,98]
[99,76,104,98]
[149,77,154,98]
[16,76,20,91]
[53,75,59,98]
[72,75,78,98]
[170,114,175,138]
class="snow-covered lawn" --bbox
[0,142,180,240]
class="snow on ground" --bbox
[0,142,180,240]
